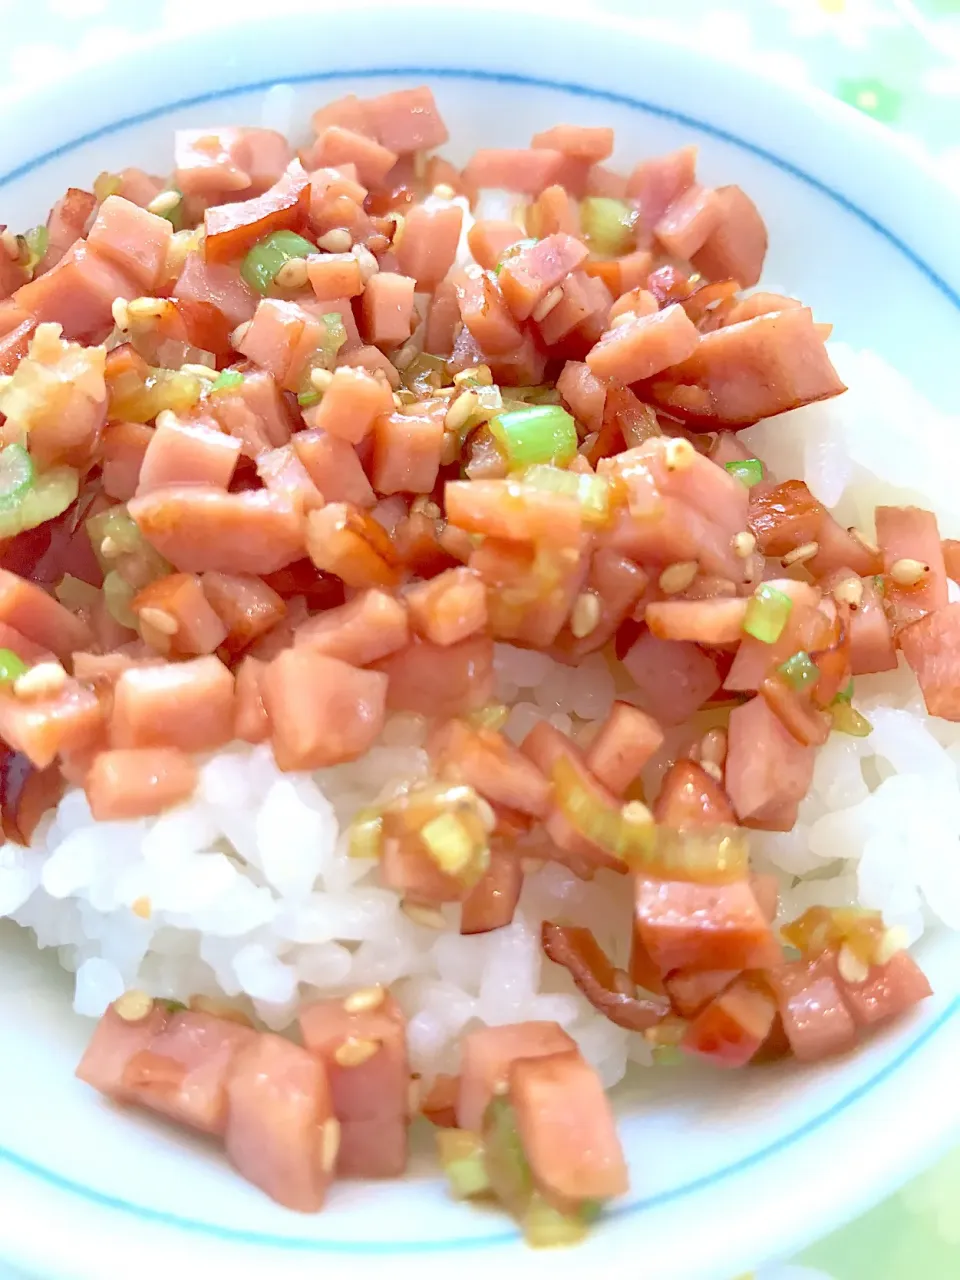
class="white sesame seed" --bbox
[700,760,723,784]
[274,257,309,290]
[111,297,131,331]
[392,341,419,371]
[114,989,154,1023]
[833,576,864,609]
[476,796,497,833]
[663,437,695,471]
[700,727,728,767]
[432,182,456,200]
[622,800,654,826]
[532,285,564,324]
[13,661,67,700]
[837,943,870,986]
[610,310,636,330]
[352,243,379,283]
[146,189,181,217]
[732,530,756,558]
[320,1117,341,1174]
[317,228,352,253]
[0,229,20,261]
[658,560,699,594]
[889,557,928,587]
[401,900,447,930]
[444,390,478,432]
[342,985,385,1014]
[230,320,252,349]
[310,367,334,393]
[99,535,121,560]
[334,1036,381,1068]
[875,925,909,967]
[454,365,493,387]
[138,606,179,636]
[781,541,820,567]
[848,526,880,557]
[127,296,168,322]
[570,590,601,638]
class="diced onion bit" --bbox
[467,703,510,732]
[732,530,757,558]
[0,648,30,685]
[482,1096,533,1218]
[723,458,763,488]
[333,1036,380,1068]
[832,677,854,705]
[570,590,601,638]
[658,560,698,595]
[580,197,639,258]
[347,807,384,859]
[777,650,820,692]
[831,701,873,737]
[386,783,491,887]
[421,812,479,876]
[551,755,655,865]
[240,229,317,294]
[876,925,909,966]
[437,1129,491,1200]
[781,541,819,567]
[208,368,244,394]
[833,576,864,609]
[489,405,578,470]
[651,825,749,884]
[782,906,885,963]
[889,557,928,587]
[342,985,385,1014]
[523,1194,596,1249]
[743,582,794,644]
[114,990,154,1023]
[837,942,869,986]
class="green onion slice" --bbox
[580,197,638,258]
[831,702,873,737]
[240,229,317,294]
[297,390,320,408]
[832,677,855,705]
[320,312,348,359]
[521,463,611,527]
[0,648,29,684]
[0,465,77,541]
[482,1097,533,1220]
[777,650,820,692]
[208,369,244,395]
[103,570,138,630]
[489,406,578,470]
[743,583,793,644]
[724,458,763,488]
[0,443,35,509]
[437,1129,490,1200]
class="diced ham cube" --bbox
[111,656,235,752]
[131,572,227,656]
[101,420,153,501]
[0,680,104,769]
[726,694,816,830]
[85,747,198,820]
[294,589,409,665]
[237,297,327,392]
[201,571,286,656]
[608,286,658,325]
[457,1021,576,1133]
[208,368,292,457]
[292,428,375,507]
[308,126,397,186]
[626,146,696,224]
[587,303,699,383]
[839,949,931,1028]
[225,1034,335,1212]
[261,647,387,770]
[136,414,240,495]
[306,502,401,589]
[692,185,768,289]
[335,342,400,387]
[115,167,166,209]
[423,277,461,357]
[87,196,173,292]
[665,967,738,1019]
[645,597,748,646]
[299,992,409,1178]
[621,630,721,725]
[899,602,960,721]
[466,220,524,271]
[78,1004,256,1134]
[311,365,394,444]
[234,655,270,743]
[396,204,464,290]
[446,479,582,544]
[371,412,444,495]
[0,313,38,374]
[498,233,588,323]
[586,701,664,796]
[364,86,448,154]
[649,308,846,426]
[876,505,948,633]
[766,953,857,1062]
[204,159,310,264]
[510,1049,628,1202]
[310,94,374,139]
[531,124,614,161]
[845,574,896,676]
[723,580,822,692]
[256,443,325,511]
[175,127,291,199]
[0,570,92,659]
[128,487,305,575]
[557,360,607,433]
[452,269,524,355]
[430,717,551,818]
[15,242,138,342]
[405,567,487,646]
[360,271,416,347]
[460,846,524,935]
[375,633,494,718]
[463,149,566,195]
[634,877,783,975]
[173,253,257,330]
[655,185,719,260]
[681,975,778,1068]
[306,251,364,300]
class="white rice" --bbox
[2,341,959,1088]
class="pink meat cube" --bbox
[375,633,495,718]
[311,365,394,444]
[586,701,664,796]
[295,589,409,665]
[371,412,444,495]
[87,196,173,293]
[209,368,292,457]
[238,298,327,392]
[101,420,153,501]
[899,602,960,721]
[364,86,449,153]
[292,428,375,507]
[15,242,137,342]
[359,271,416,347]
[111,655,235,752]
[405,567,487,646]
[692,185,768,289]
[136,414,240,494]
[726,693,816,830]
[621,629,721,725]
[498,233,589,322]
[655,185,719,260]
[531,124,614,161]
[173,253,257,330]
[463,148,566,195]
[396,204,464,290]
[587,303,700,383]
[308,126,397,186]
[453,269,523,354]
[306,252,364,300]
[457,1021,575,1133]
[626,146,697,225]
[876,505,948,633]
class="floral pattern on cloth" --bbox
[0,2,958,1278]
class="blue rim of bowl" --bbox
[0,66,958,1253]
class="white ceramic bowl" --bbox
[2,4,960,1277]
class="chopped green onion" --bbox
[873,574,885,595]
[522,463,611,528]
[21,226,48,273]
[93,171,123,202]
[437,1129,490,1200]
[0,648,29,684]
[55,574,100,611]
[489,406,578,470]
[552,756,656,865]
[109,367,203,424]
[297,390,321,408]
[580,197,638,258]
[523,1193,595,1249]
[651,825,749,884]
[482,1098,533,1219]
[321,312,348,357]
[162,999,188,1013]
[467,703,510,732]
[208,368,244,395]
[0,465,78,540]
[778,650,820,692]
[724,458,763,488]
[348,807,383,859]
[831,702,873,737]
[103,570,138,630]
[493,238,537,276]
[240,229,317,294]
[86,505,147,566]
[832,677,855,706]
[652,1044,684,1067]
[743,583,793,644]
[401,352,447,395]
[507,385,562,406]
[0,443,35,508]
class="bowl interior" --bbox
[1,11,960,1279]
